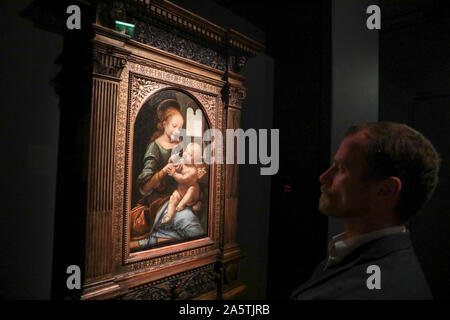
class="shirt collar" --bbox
[325,225,407,269]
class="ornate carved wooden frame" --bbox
[82,3,263,296]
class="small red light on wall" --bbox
[284,185,291,193]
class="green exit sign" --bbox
[115,21,135,37]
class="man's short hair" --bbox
[345,122,441,222]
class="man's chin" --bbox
[318,201,342,218]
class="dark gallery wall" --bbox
[328,0,379,240]
[0,0,62,299]
[171,0,265,44]
[237,54,274,299]
[379,0,450,300]
[264,1,331,299]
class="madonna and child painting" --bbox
[129,89,210,252]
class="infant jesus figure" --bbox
[161,142,206,224]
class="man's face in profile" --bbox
[318,132,373,218]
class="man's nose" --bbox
[319,166,333,185]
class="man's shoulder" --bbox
[339,243,432,299]
[293,233,433,300]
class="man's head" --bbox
[319,122,440,223]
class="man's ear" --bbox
[378,176,402,199]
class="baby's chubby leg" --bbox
[162,190,181,224]
[176,185,199,212]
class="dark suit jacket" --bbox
[291,233,433,300]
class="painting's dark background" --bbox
[0,0,449,299]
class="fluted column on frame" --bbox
[218,80,248,297]
[85,45,129,283]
